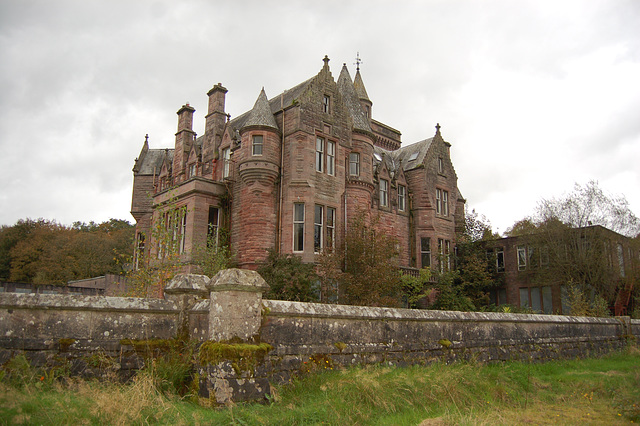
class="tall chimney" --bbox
[173,104,196,182]
[202,83,228,170]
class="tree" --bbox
[191,227,235,278]
[257,249,319,302]
[536,180,640,238]
[1,218,134,285]
[318,210,402,307]
[426,207,501,311]
[507,181,639,307]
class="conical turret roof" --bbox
[354,69,370,103]
[337,64,371,133]
[242,88,279,130]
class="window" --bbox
[293,203,305,252]
[316,137,324,172]
[540,246,549,267]
[379,179,389,207]
[134,233,145,270]
[517,246,527,270]
[490,288,507,306]
[222,147,230,178]
[365,105,370,118]
[408,152,419,162]
[438,239,451,272]
[179,213,187,254]
[349,152,360,176]
[519,287,530,309]
[323,95,330,113]
[252,135,263,156]
[327,141,335,176]
[520,286,553,313]
[445,240,451,270]
[188,163,196,178]
[496,248,505,272]
[314,205,323,252]
[442,190,448,216]
[420,237,431,268]
[398,185,406,212]
[438,157,444,174]
[327,207,336,249]
[436,189,441,215]
[208,207,219,247]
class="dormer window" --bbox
[252,135,263,156]
[188,163,196,178]
[323,95,330,113]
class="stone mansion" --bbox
[131,56,465,271]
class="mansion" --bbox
[131,56,465,272]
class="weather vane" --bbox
[354,52,363,71]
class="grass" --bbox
[1,347,639,425]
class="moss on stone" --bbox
[58,338,76,352]
[198,341,273,373]
[438,338,452,349]
[334,342,347,352]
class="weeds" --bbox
[1,347,638,424]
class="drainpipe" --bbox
[276,93,285,253]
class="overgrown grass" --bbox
[1,347,639,425]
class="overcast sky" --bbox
[1,0,639,235]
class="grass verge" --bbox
[1,346,638,425]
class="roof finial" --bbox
[435,123,441,135]
[145,134,149,143]
[323,55,330,68]
[354,52,363,72]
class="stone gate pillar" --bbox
[206,268,269,342]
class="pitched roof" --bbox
[241,88,279,130]
[372,138,435,175]
[337,64,372,133]
[353,69,370,102]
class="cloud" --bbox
[0,0,638,233]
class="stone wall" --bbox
[1,270,638,405]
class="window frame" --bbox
[293,203,305,252]
[326,207,336,249]
[327,140,335,176]
[322,95,330,113]
[349,152,360,177]
[314,204,324,253]
[222,147,231,178]
[252,134,263,156]
[517,246,527,271]
[420,237,431,268]
[398,184,406,212]
[315,137,324,173]
[379,179,389,207]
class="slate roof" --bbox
[353,69,370,102]
[372,137,435,176]
[241,88,279,130]
[337,64,372,133]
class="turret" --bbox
[234,88,282,269]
